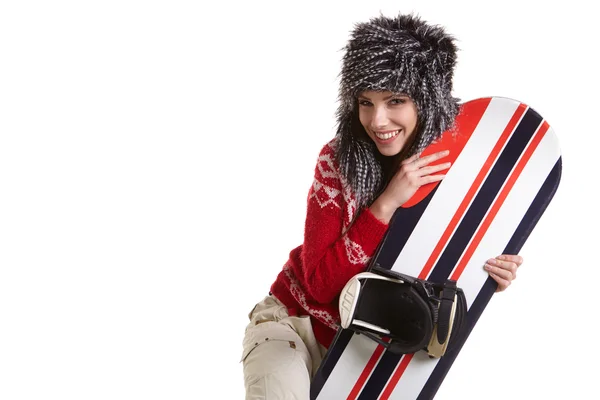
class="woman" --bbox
[242,13,522,399]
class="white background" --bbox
[0,0,596,399]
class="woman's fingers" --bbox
[422,174,446,184]
[488,271,511,292]
[402,150,449,168]
[497,254,524,267]
[413,150,450,168]
[484,255,523,292]
[485,259,515,281]
[417,162,452,176]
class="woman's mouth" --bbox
[373,130,400,141]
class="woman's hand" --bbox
[369,150,451,223]
[484,255,524,292]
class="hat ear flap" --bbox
[349,106,370,143]
[334,106,384,208]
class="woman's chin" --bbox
[375,143,404,157]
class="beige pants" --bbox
[241,295,328,400]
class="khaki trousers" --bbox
[241,295,327,400]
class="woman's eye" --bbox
[358,100,372,106]
[390,98,406,105]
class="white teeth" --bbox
[374,130,399,140]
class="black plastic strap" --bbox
[436,280,458,344]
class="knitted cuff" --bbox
[351,208,389,256]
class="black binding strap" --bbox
[436,280,458,344]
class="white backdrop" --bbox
[0,0,596,399]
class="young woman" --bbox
[241,13,523,399]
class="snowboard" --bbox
[310,96,562,400]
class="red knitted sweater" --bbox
[270,141,389,348]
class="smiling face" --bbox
[357,90,419,157]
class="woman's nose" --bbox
[372,106,389,128]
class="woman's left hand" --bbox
[484,255,523,292]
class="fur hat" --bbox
[334,13,460,208]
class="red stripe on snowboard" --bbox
[346,339,389,399]
[380,109,549,400]
[451,120,549,280]
[377,103,532,399]
[418,103,527,280]
[347,98,491,400]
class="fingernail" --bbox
[487,258,497,265]
[484,264,492,271]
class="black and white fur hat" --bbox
[334,13,461,208]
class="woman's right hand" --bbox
[369,150,451,223]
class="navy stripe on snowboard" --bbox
[357,108,542,399]
[417,157,562,400]
[428,108,543,283]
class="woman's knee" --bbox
[244,341,311,399]
[242,322,312,399]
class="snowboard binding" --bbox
[339,265,467,358]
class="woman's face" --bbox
[357,90,418,157]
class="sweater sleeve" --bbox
[301,144,389,304]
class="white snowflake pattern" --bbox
[343,236,370,265]
[283,263,339,330]
[309,152,342,209]
[341,183,357,233]
[310,180,341,209]
[316,153,338,179]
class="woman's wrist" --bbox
[369,196,395,224]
